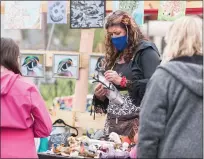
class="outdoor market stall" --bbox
[1,1,203,158]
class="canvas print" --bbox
[20,53,45,77]
[70,0,105,28]
[158,1,186,21]
[4,1,41,29]
[53,54,79,78]
[113,1,144,26]
[89,54,105,79]
[47,1,67,24]
[119,1,139,15]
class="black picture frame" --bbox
[70,0,106,29]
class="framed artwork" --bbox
[89,54,105,79]
[158,1,186,21]
[47,1,67,24]
[4,1,41,29]
[70,0,105,29]
[20,53,45,78]
[113,1,139,15]
[53,54,80,79]
[112,1,144,26]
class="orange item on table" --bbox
[120,136,131,144]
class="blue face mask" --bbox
[111,35,128,52]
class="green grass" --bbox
[40,79,96,109]
[40,79,75,108]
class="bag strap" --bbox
[132,50,143,73]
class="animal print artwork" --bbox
[158,1,186,21]
[70,0,105,28]
[20,54,45,77]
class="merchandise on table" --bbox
[41,132,136,158]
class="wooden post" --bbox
[72,29,95,113]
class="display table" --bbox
[38,153,91,159]
[38,153,70,159]
[37,136,130,159]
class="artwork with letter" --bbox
[53,54,80,79]
[47,1,67,24]
[158,1,186,21]
[20,53,45,77]
[70,0,105,28]
[4,1,41,29]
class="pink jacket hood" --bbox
[1,71,19,95]
[1,68,52,158]
[1,69,52,135]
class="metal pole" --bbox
[46,23,55,51]
[55,80,58,97]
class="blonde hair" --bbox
[162,16,202,64]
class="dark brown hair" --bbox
[0,38,21,75]
[104,10,147,69]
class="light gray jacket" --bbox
[137,55,203,158]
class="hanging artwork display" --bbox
[132,1,144,26]
[53,54,80,79]
[47,1,67,24]
[70,0,105,29]
[112,1,144,26]
[20,53,45,77]
[113,1,138,15]
[158,1,186,21]
[4,1,41,29]
[89,54,105,79]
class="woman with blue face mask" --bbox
[92,10,161,140]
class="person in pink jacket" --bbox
[0,38,52,158]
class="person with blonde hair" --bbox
[137,15,203,158]
[161,15,202,64]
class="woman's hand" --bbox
[94,83,107,101]
[104,70,122,85]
